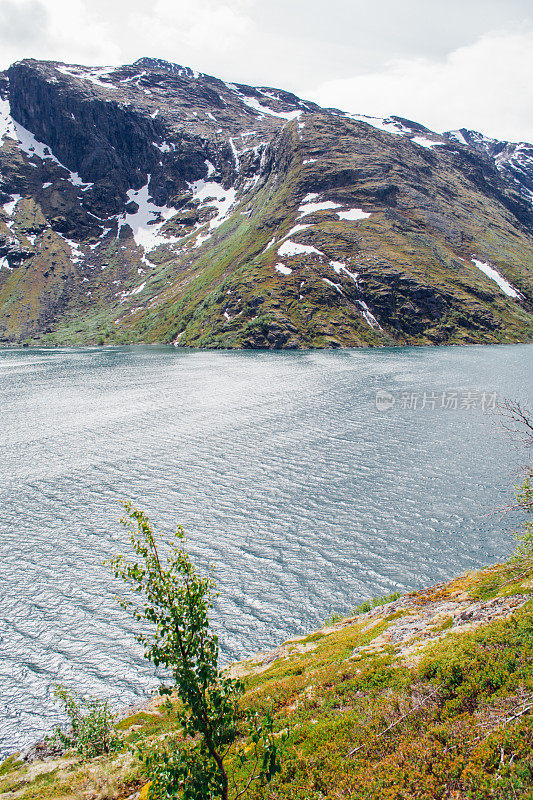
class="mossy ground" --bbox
[1,563,532,800]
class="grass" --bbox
[471,559,533,600]
[352,590,402,616]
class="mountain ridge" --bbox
[0,57,532,348]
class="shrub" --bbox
[514,473,533,565]
[353,591,401,616]
[52,685,121,759]
[419,608,533,716]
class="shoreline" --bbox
[2,558,532,800]
[2,338,533,352]
[8,562,531,766]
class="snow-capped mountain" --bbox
[444,128,533,205]
[0,57,531,347]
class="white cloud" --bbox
[310,26,533,143]
[0,0,47,46]
[0,0,120,66]
[128,0,254,66]
[0,0,255,79]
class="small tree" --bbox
[500,400,533,569]
[52,685,120,759]
[108,503,279,800]
[514,471,533,565]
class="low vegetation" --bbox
[1,562,531,799]
[51,685,121,760]
[109,503,280,800]
[1,414,532,799]
[1,554,532,798]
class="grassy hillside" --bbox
[1,559,532,800]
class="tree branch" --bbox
[233,753,261,800]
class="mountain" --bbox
[444,128,533,206]
[0,57,532,348]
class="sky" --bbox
[0,0,532,142]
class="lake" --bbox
[0,343,531,755]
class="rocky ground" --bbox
[230,578,531,679]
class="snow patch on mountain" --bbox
[444,128,533,206]
[447,130,469,146]
[346,114,409,136]
[130,281,146,295]
[298,196,341,218]
[154,141,174,154]
[56,65,118,89]
[224,82,302,121]
[118,177,182,254]
[471,258,521,299]
[323,277,343,293]
[337,208,371,221]
[0,99,15,141]
[330,260,359,282]
[189,170,237,231]
[262,237,276,253]
[411,136,445,149]
[229,138,241,171]
[0,98,93,189]
[117,280,147,303]
[356,300,381,329]
[278,240,323,257]
[57,234,84,263]
[282,224,311,240]
[240,96,302,121]
[2,194,21,215]
[327,260,381,328]
[133,58,203,80]
[346,113,446,152]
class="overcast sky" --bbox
[0,0,532,142]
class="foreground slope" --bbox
[1,58,533,347]
[1,561,532,799]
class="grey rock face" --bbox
[444,128,533,207]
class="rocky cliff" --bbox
[1,57,533,347]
